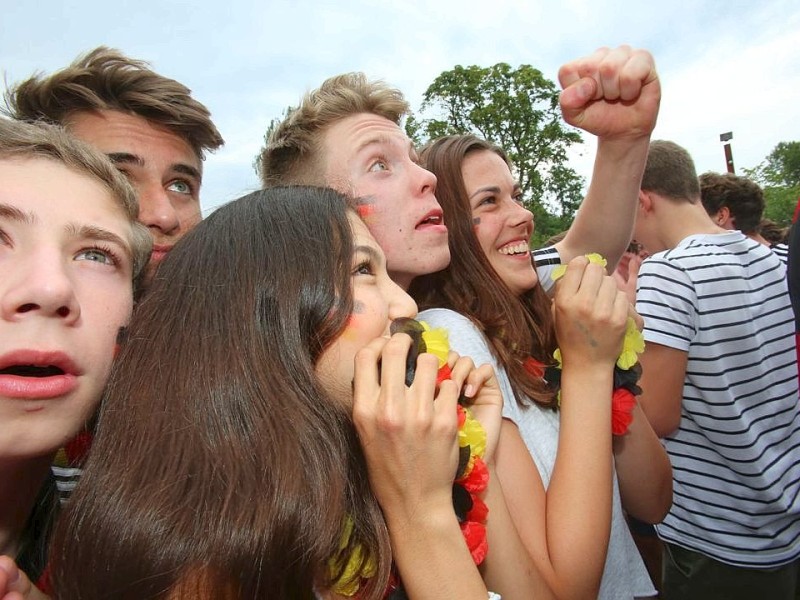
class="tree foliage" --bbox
[744,141,800,226]
[407,63,585,241]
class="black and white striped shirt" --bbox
[637,232,800,568]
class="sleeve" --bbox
[532,245,562,296]
[635,257,697,352]
[418,308,522,424]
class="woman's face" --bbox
[315,214,418,405]
[461,150,538,296]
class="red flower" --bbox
[436,363,452,385]
[611,387,636,435]
[459,456,489,493]
[460,521,488,564]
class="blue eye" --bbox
[76,247,117,265]
[167,180,192,194]
[368,160,388,173]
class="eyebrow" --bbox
[0,203,35,224]
[106,153,202,184]
[66,223,133,258]
[354,244,384,265]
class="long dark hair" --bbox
[411,135,557,408]
[50,186,391,598]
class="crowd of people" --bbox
[0,43,797,600]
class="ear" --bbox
[716,206,733,228]
[638,190,653,214]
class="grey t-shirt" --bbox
[418,308,656,599]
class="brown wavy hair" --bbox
[50,186,391,599]
[410,135,557,408]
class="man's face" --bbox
[322,113,449,290]
[65,109,202,284]
[0,158,134,459]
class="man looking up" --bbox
[4,47,224,288]
[260,45,661,289]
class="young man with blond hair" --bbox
[4,47,224,287]
[0,117,151,599]
[260,46,662,289]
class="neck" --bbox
[0,455,53,558]
[659,200,729,250]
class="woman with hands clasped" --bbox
[412,134,672,599]
[46,186,550,599]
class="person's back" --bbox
[635,140,800,599]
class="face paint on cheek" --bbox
[472,217,481,231]
[355,198,376,222]
[340,312,362,341]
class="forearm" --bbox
[562,135,650,269]
[384,506,489,600]
[612,402,673,523]
[481,469,555,600]
[546,364,614,598]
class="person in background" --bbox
[636,141,800,599]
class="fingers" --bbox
[559,45,657,107]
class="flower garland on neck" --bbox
[328,318,489,598]
[524,253,645,436]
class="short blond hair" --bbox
[258,73,409,187]
[0,118,152,280]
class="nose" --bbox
[508,200,534,229]
[413,162,437,197]
[1,255,81,324]
[387,280,418,321]
[137,184,180,235]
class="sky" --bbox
[2,0,799,215]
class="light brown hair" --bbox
[640,140,700,202]
[3,46,224,162]
[258,72,409,187]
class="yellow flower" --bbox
[329,517,377,596]
[419,321,450,367]
[458,407,487,475]
[551,252,608,282]
[617,317,645,370]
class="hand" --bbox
[352,333,461,519]
[448,355,503,464]
[612,252,642,305]
[553,256,629,369]
[558,45,660,141]
[0,557,48,600]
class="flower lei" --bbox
[525,253,645,436]
[328,318,490,598]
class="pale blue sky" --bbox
[3,0,799,214]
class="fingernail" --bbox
[464,384,475,397]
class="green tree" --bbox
[407,63,585,242]
[744,141,800,226]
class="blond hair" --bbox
[0,118,152,279]
[258,72,409,186]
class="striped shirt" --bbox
[532,246,561,295]
[637,231,800,568]
[772,242,789,266]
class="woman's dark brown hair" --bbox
[410,135,557,408]
[50,186,391,599]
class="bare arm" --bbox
[612,402,673,523]
[554,46,660,269]
[495,257,630,599]
[637,342,688,438]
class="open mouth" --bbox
[417,211,444,228]
[0,364,66,377]
[498,241,530,256]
